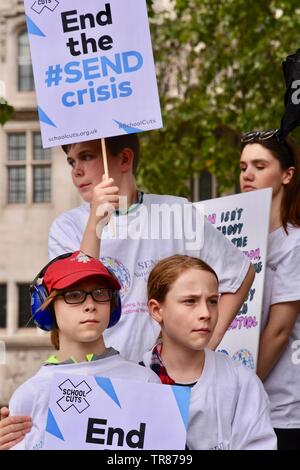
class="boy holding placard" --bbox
[48,135,255,363]
[23,0,254,363]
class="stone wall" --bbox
[0,337,52,406]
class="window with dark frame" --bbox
[0,285,7,328]
[7,132,51,204]
[7,133,26,203]
[18,283,32,328]
[33,132,51,203]
[8,134,26,161]
[18,31,34,92]
[8,166,26,203]
[33,133,51,161]
[33,166,51,202]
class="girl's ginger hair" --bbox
[147,255,219,304]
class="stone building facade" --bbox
[0,0,217,406]
[0,0,79,405]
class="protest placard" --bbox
[44,373,190,450]
[198,188,272,370]
[23,0,162,148]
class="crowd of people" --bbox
[0,124,299,450]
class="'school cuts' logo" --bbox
[31,0,59,14]
[56,378,92,413]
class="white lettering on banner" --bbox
[95,201,204,250]
[291,80,300,105]
[291,340,300,365]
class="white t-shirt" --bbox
[49,194,250,362]
[262,225,300,428]
[143,348,277,450]
[9,349,160,450]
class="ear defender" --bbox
[108,291,122,328]
[30,253,122,331]
[30,283,122,331]
[30,282,56,332]
[29,252,74,332]
[106,266,122,328]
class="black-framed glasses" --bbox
[240,129,280,143]
[59,288,113,305]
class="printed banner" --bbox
[23,0,163,148]
[198,188,272,370]
[44,373,190,450]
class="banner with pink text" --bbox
[198,188,272,370]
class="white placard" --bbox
[198,188,272,370]
[23,0,162,148]
[44,373,190,450]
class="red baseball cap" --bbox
[43,251,121,292]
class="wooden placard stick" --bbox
[101,137,115,237]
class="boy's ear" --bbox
[119,148,134,173]
[148,299,163,324]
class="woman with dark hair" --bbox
[240,130,300,450]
